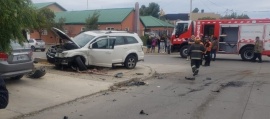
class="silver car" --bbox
[28,39,46,52]
[0,41,34,80]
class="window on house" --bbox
[125,27,129,31]
[41,29,48,35]
[81,27,86,31]
[64,29,69,34]
[106,27,115,30]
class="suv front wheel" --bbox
[124,55,137,69]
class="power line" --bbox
[199,0,212,12]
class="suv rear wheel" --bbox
[124,55,137,69]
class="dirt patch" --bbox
[220,81,246,88]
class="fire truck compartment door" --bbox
[264,25,270,50]
[221,24,239,27]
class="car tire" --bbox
[10,74,24,80]
[75,57,87,71]
[180,45,189,58]
[241,47,255,61]
[124,55,137,69]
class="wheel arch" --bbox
[239,44,254,54]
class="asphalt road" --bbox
[23,54,270,119]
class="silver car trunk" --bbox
[7,42,32,64]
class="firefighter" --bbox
[186,35,196,61]
[204,38,212,66]
[187,38,206,76]
[252,36,263,63]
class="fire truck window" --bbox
[176,23,188,37]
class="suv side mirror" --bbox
[89,44,93,49]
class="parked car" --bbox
[47,27,144,70]
[0,41,34,80]
[28,39,46,52]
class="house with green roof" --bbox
[30,2,174,44]
[33,2,66,12]
[140,16,174,36]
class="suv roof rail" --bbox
[105,30,134,34]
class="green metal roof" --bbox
[140,16,174,28]
[55,8,134,24]
[33,2,67,11]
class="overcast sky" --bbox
[32,0,270,18]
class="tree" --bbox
[53,17,66,31]
[85,11,100,31]
[192,8,200,13]
[34,8,55,39]
[221,12,250,19]
[0,0,38,52]
[139,2,160,18]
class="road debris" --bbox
[206,77,212,80]
[114,72,123,78]
[112,99,117,102]
[127,81,146,86]
[220,81,246,88]
[185,76,195,80]
[136,73,144,75]
[63,116,68,119]
[27,67,46,79]
[139,110,149,115]
[78,69,108,75]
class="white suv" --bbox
[50,27,144,70]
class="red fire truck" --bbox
[171,19,270,60]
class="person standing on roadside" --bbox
[151,37,157,53]
[157,36,161,53]
[0,76,8,109]
[252,36,263,63]
[187,38,206,76]
[211,37,218,61]
[146,36,152,53]
[204,38,212,66]
[160,35,166,53]
[166,36,172,54]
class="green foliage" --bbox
[85,11,100,31]
[140,34,149,46]
[34,8,55,38]
[53,17,66,31]
[221,12,250,19]
[139,2,160,18]
[198,17,216,20]
[0,0,38,52]
[192,8,200,13]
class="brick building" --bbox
[31,2,174,44]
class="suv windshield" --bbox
[35,39,44,42]
[73,33,95,47]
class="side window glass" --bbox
[92,38,108,49]
[126,36,138,44]
[92,38,114,49]
[114,36,125,46]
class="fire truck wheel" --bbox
[180,45,189,58]
[241,47,255,61]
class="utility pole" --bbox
[87,0,88,9]
[190,0,193,13]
